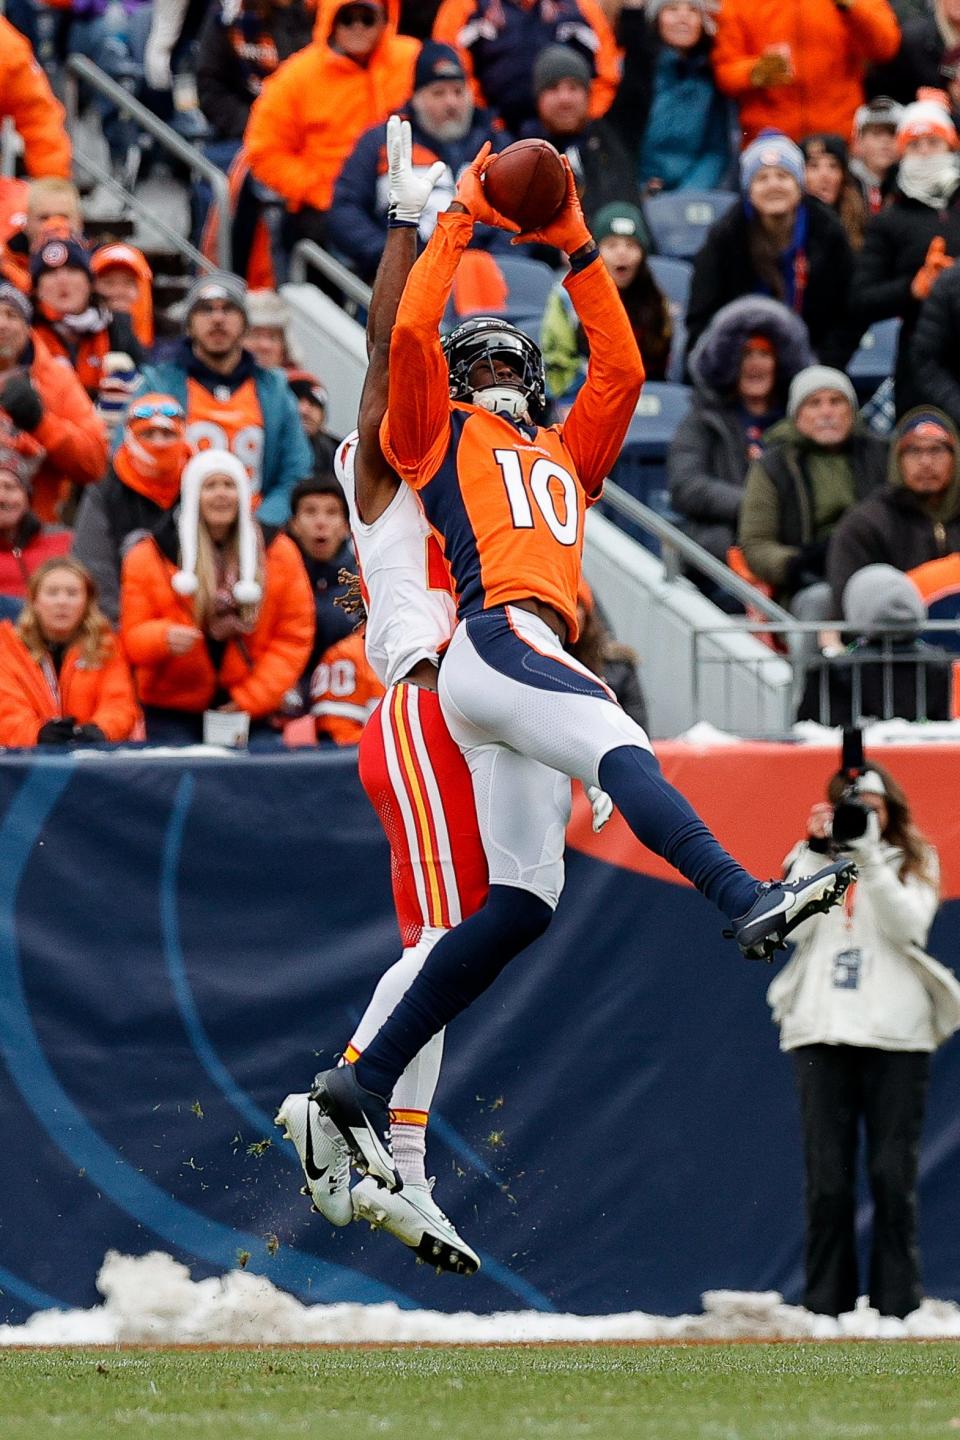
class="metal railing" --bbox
[288,240,373,311]
[64,55,232,271]
[600,479,795,623]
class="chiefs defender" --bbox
[276,120,612,1274]
[312,144,855,1191]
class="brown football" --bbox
[482,139,567,233]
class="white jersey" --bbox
[335,432,457,689]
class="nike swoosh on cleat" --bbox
[303,1105,330,1183]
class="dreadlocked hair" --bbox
[334,568,367,629]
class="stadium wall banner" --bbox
[0,743,958,1322]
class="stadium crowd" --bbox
[0,0,958,746]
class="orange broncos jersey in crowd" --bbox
[380,209,644,643]
[311,630,385,745]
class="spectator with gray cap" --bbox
[850,96,902,214]
[738,364,888,621]
[686,131,860,367]
[607,0,734,195]
[520,45,643,221]
[797,564,953,722]
[135,271,312,526]
[244,290,300,371]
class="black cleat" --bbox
[729,860,856,961]
[310,1064,399,1191]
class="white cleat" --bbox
[352,1175,480,1276]
[275,1092,353,1227]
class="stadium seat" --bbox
[647,255,693,313]
[644,190,738,260]
[847,317,901,399]
[610,382,694,553]
[442,252,556,333]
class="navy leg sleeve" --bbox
[598,745,758,919]
[354,885,553,1099]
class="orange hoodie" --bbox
[712,0,900,144]
[91,243,155,348]
[0,619,139,746]
[120,529,315,716]
[243,0,420,212]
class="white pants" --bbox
[347,928,445,1116]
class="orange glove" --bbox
[454,142,520,232]
[911,235,954,300]
[511,157,593,255]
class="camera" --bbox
[830,727,872,847]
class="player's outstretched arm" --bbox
[381,145,518,486]
[513,160,645,497]
[355,117,442,521]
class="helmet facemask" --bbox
[442,319,546,423]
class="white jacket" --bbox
[767,838,960,1053]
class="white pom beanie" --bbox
[171,449,263,606]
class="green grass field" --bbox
[0,1342,958,1439]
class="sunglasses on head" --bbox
[129,401,185,422]
[337,4,381,24]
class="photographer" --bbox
[767,764,960,1319]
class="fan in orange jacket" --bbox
[0,17,72,179]
[0,283,109,523]
[91,242,155,348]
[310,627,385,743]
[120,449,314,723]
[0,556,138,746]
[712,0,900,145]
[243,0,420,220]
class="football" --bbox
[482,139,567,233]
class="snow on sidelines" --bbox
[2,1253,960,1345]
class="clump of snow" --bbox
[1,1254,959,1346]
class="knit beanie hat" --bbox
[842,563,926,637]
[0,445,35,495]
[287,370,329,408]
[172,450,262,605]
[0,283,31,323]
[246,289,291,332]
[644,0,716,31]
[592,200,652,249]
[184,270,248,320]
[853,95,903,137]
[532,44,592,96]
[740,130,805,193]
[414,40,466,91]
[896,409,957,450]
[787,365,857,419]
[896,98,958,155]
[30,233,90,282]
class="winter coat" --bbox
[31,309,143,397]
[137,344,312,526]
[196,0,314,141]
[91,243,155,348]
[243,0,420,213]
[866,13,946,105]
[607,13,733,193]
[541,273,670,401]
[669,296,813,561]
[0,513,71,600]
[686,199,860,371]
[1,336,110,524]
[72,459,183,624]
[908,265,960,430]
[431,0,620,135]
[517,115,644,224]
[738,417,889,591]
[120,524,314,716]
[768,837,960,1053]
[711,0,900,144]
[329,105,508,281]
[284,529,356,678]
[0,17,72,178]
[0,619,138,746]
[853,183,960,413]
[826,406,960,607]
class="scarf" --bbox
[897,151,960,209]
[114,438,190,510]
[206,540,263,641]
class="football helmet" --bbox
[442,316,546,422]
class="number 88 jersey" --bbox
[385,403,595,644]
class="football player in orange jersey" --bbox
[311,143,855,1194]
